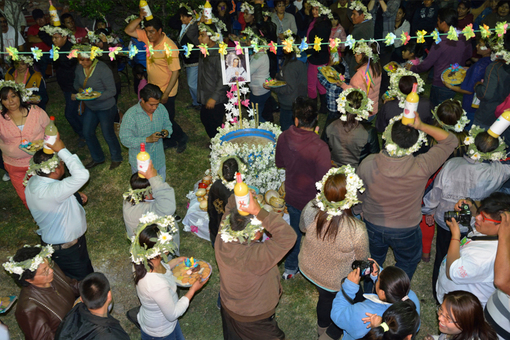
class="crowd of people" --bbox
[1,0,510,339]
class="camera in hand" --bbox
[444,204,471,225]
[156,131,165,137]
[352,260,374,277]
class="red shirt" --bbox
[74,26,87,43]
[27,24,50,51]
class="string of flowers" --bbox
[224,83,254,124]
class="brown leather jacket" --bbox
[15,263,79,340]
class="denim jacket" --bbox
[422,155,510,232]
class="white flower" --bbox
[340,115,347,121]
[472,152,481,160]
[464,136,473,145]
[386,144,397,152]
[158,232,173,244]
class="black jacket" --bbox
[307,17,332,65]
[54,40,78,93]
[55,303,130,340]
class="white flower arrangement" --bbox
[8,55,35,66]
[198,22,222,42]
[210,120,285,193]
[123,186,153,205]
[23,150,60,186]
[431,99,470,132]
[336,88,373,121]
[353,41,379,62]
[242,27,268,50]
[241,2,254,14]
[40,26,76,44]
[0,80,33,106]
[308,0,333,19]
[179,3,194,16]
[463,125,508,161]
[491,39,510,64]
[349,0,372,21]
[315,165,365,220]
[220,214,264,243]
[382,114,428,157]
[130,212,178,269]
[387,68,425,108]
[3,244,54,276]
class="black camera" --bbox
[352,260,375,277]
[156,130,165,137]
[444,204,472,225]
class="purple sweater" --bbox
[275,125,331,210]
[411,31,471,87]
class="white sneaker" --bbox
[2,173,10,182]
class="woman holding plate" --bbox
[5,56,49,110]
[72,44,122,170]
[131,213,208,340]
[0,81,50,207]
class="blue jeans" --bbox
[186,65,199,106]
[250,91,271,123]
[430,85,456,108]
[364,220,422,281]
[280,108,293,131]
[284,204,302,272]
[82,104,122,163]
[131,164,166,182]
[141,322,184,340]
[64,92,84,140]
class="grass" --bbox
[0,70,445,340]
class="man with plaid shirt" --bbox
[120,84,172,181]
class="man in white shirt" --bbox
[25,134,94,280]
[0,13,24,68]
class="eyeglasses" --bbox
[40,258,54,276]
[437,307,457,324]
[480,211,501,224]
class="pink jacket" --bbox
[0,105,50,167]
[341,63,381,115]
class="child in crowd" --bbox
[400,41,425,67]
[361,300,420,340]
[133,64,148,100]
[329,12,346,65]
[457,0,473,29]
[317,62,345,128]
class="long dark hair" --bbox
[1,87,30,119]
[341,90,364,132]
[362,300,419,340]
[443,291,498,340]
[134,224,159,285]
[355,42,382,78]
[378,266,410,303]
[314,173,353,242]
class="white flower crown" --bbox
[199,22,222,42]
[387,68,425,108]
[464,125,508,161]
[315,165,365,220]
[308,0,333,19]
[0,80,32,106]
[336,88,373,121]
[220,214,264,243]
[23,152,60,186]
[40,26,76,44]
[241,2,254,14]
[431,99,470,133]
[353,41,379,62]
[349,1,372,21]
[382,114,428,157]
[3,245,54,276]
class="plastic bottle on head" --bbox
[43,116,58,154]
[234,172,250,216]
[401,83,419,125]
[137,143,150,178]
[488,110,510,138]
[204,0,213,24]
[139,0,153,21]
[49,1,61,26]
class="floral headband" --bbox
[220,214,264,243]
[349,0,372,20]
[241,2,254,14]
[336,88,373,121]
[10,55,34,66]
[382,114,428,157]
[3,245,54,275]
[23,152,60,186]
[387,68,425,108]
[242,27,268,49]
[308,0,333,19]
[315,165,365,220]
[123,186,153,205]
[353,41,379,63]
[198,22,222,42]
[431,99,470,133]
[40,26,76,44]
[179,3,194,16]
[464,125,508,161]
[491,39,510,65]
[125,14,144,28]
[130,212,178,270]
[0,80,32,107]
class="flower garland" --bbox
[0,80,32,105]
[179,3,194,16]
[382,114,428,157]
[314,165,365,220]
[9,55,34,66]
[353,41,379,63]
[387,68,425,108]
[349,0,372,21]
[336,88,373,121]
[431,99,470,132]
[198,22,222,42]
[219,214,264,243]
[216,155,247,190]
[129,212,178,270]
[3,244,54,275]
[463,125,508,161]
[224,83,252,123]
[23,152,60,186]
[123,186,153,205]
[40,26,76,44]
[491,39,510,64]
[125,14,144,28]
[242,27,268,51]
[308,0,333,19]
[241,2,254,14]
[210,119,285,193]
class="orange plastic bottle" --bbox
[43,116,58,154]
[139,0,153,20]
[137,143,150,178]
[49,1,61,26]
[401,83,419,125]
[234,172,249,216]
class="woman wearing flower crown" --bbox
[298,165,369,340]
[0,80,50,207]
[131,213,208,340]
[5,56,48,110]
[325,88,379,168]
[339,41,382,118]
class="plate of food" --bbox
[265,79,287,88]
[172,257,212,287]
[19,139,44,155]
[441,64,467,86]
[76,88,102,101]
[384,61,400,73]
[319,66,343,83]
[29,94,41,103]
